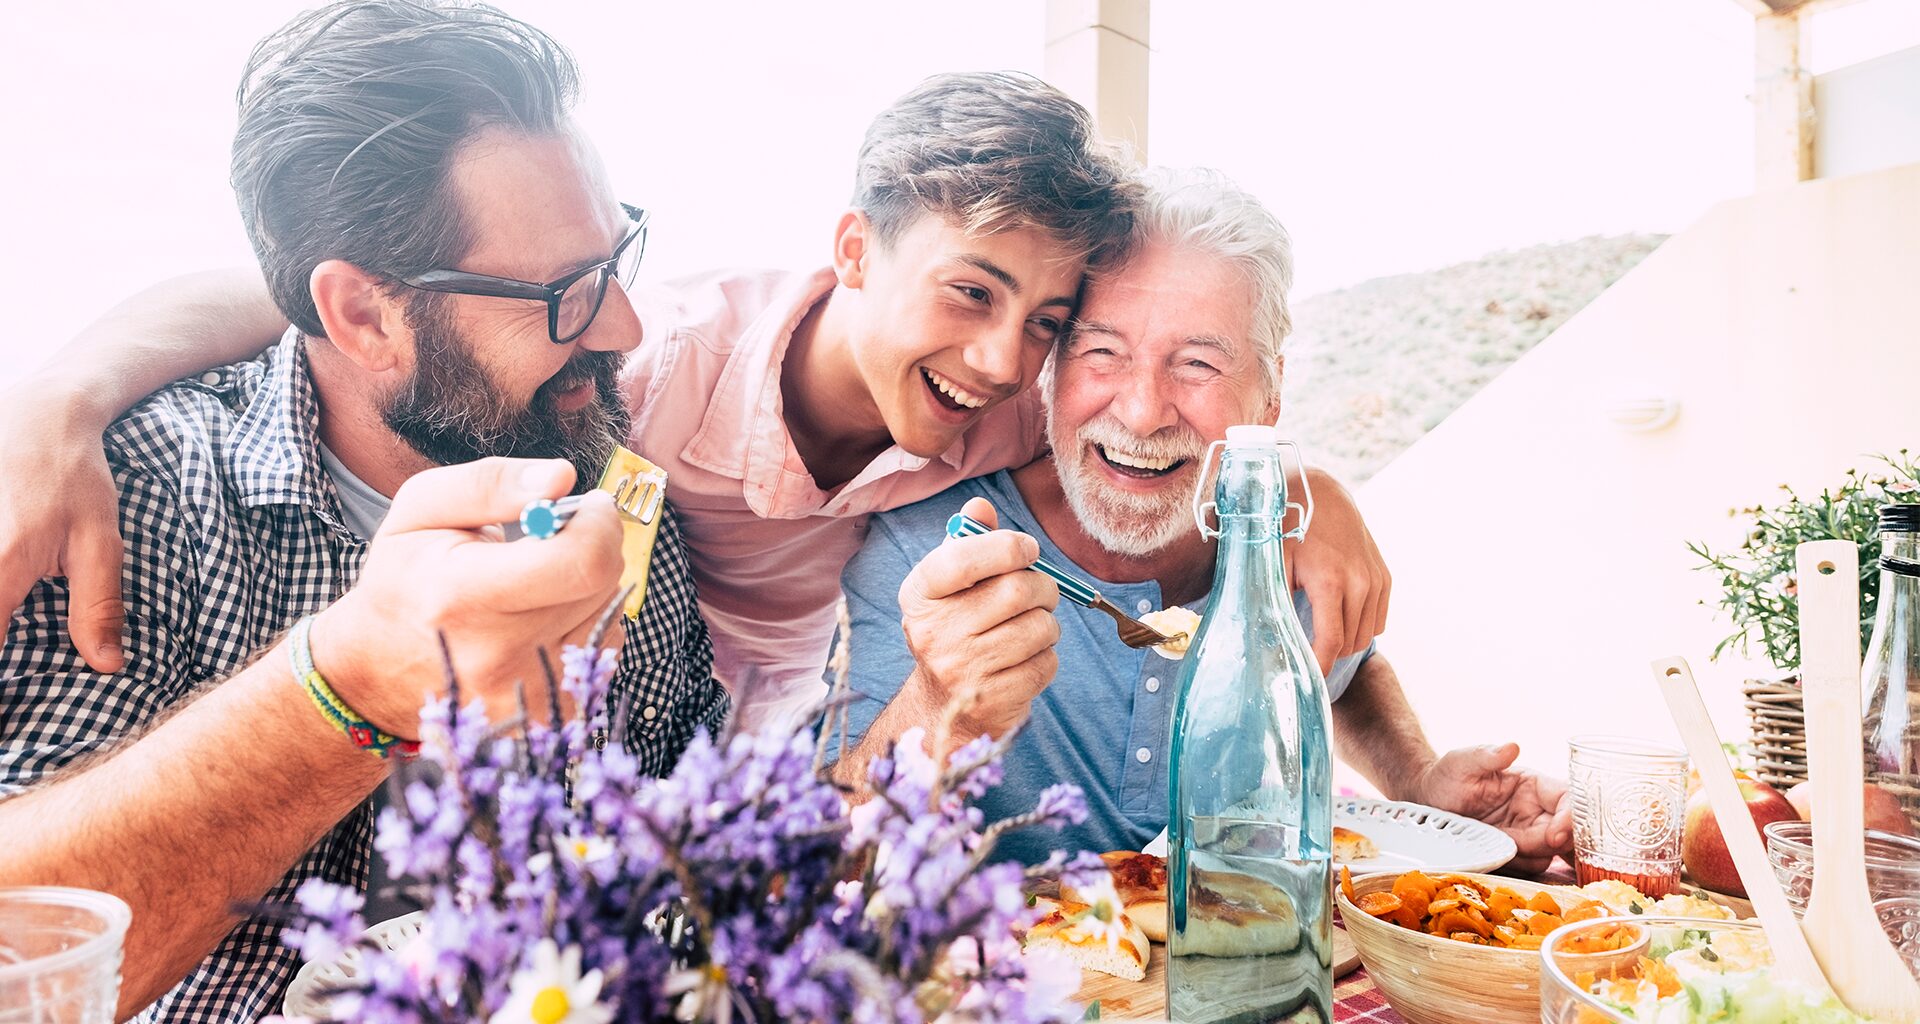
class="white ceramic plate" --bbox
[1333,797,1516,874]
[283,911,426,1018]
[1142,798,1516,874]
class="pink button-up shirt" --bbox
[622,268,1046,730]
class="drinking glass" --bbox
[0,887,131,1024]
[1568,735,1688,896]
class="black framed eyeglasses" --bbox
[396,204,650,345]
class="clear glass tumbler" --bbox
[0,887,131,1024]
[1568,736,1689,896]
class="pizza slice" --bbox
[1061,851,1169,942]
[1023,897,1151,981]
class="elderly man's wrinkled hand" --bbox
[1413,742,1575,874]
[0,394,128,674]
[897,496,1060,739]
[308,458,626,737]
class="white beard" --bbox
[1047,408,1205,558]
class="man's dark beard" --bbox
[381,307,628,491]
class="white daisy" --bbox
[1069,876,1130,954]
[527,833,616,878]
[489,940,613,1024]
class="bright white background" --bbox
[0,0,1867,385]
[9,1,1918,389]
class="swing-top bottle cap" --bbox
[1224,424,1280,448]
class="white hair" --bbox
[1125,166,1295,403]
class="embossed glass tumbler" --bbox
[0,887,131,1024]
[1568,736,1689,897]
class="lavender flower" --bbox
[270,633,1091,1024]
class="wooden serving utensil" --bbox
[1651,655,1833,997]
[1796,539,1920,1022]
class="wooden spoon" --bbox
[1652,655,1832,997]
[1796,539,1920,1022]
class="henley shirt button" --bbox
[642,705,658,721]
[1135,598,1152,614]
[1135,747,1152,763]
[1145,677,1161,693]
[198,371,222,386]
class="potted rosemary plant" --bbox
[1687,450,1918,788]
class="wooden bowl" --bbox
[1337,871,1560,1024]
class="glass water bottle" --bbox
[1166,425,1333,1024]
[1864,502,1920,833]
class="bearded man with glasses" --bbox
[0,4,724,1020]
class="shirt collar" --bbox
[681,268,836,489]
[225,329,341,523]
[681,268,971,514]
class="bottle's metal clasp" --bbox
[1191,438,1229,541]
[1276,438,1314,541]
[1188,435,1316,542]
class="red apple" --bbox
[1683,777,1802,896]
[1785,780,1919,837]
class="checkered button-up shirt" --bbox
[0,333,728,1022]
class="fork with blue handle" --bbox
[944,512,1184,650]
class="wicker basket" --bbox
[1744,676,1808,790]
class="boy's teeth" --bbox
[924,369,988,409]
[1101,446,1178,471]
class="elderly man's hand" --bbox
[897,496,1060,741]
[309,458,626,737]
[1412,743,1574,874]
[1289,468,1390,677]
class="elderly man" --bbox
[832,169,1573,871]
[0,4,725,1020]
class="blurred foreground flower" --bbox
[269,600,1090,1023]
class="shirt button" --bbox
[1135,747,1152,763]
[198,371,221,386]
[642,705,658,721]
[1135,598,1153,614]
[1145,676,1161,693]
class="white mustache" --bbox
[1075,416,1205,463]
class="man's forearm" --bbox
[24,267,287,427]
[830,671,992,795]
[0,643,386,1018]
[1329,655,1438,801]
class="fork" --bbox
[501,489,653,540]
[945,513,1184,650]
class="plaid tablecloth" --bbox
[1333,966,1404,1022]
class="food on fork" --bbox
[1332,826,1379,863]
[1139,606,1200,658]
[1060,852,1169,942]
[1023,896,1150,981]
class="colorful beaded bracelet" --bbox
[290,615,419,759]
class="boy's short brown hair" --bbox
[853,72,1142,267]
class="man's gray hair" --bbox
[1129,167,1295,403]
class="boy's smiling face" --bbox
[835,211,1087,458]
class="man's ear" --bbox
[310,259,407,373]
[831,209,872,289]
[1262,355,1286,423]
